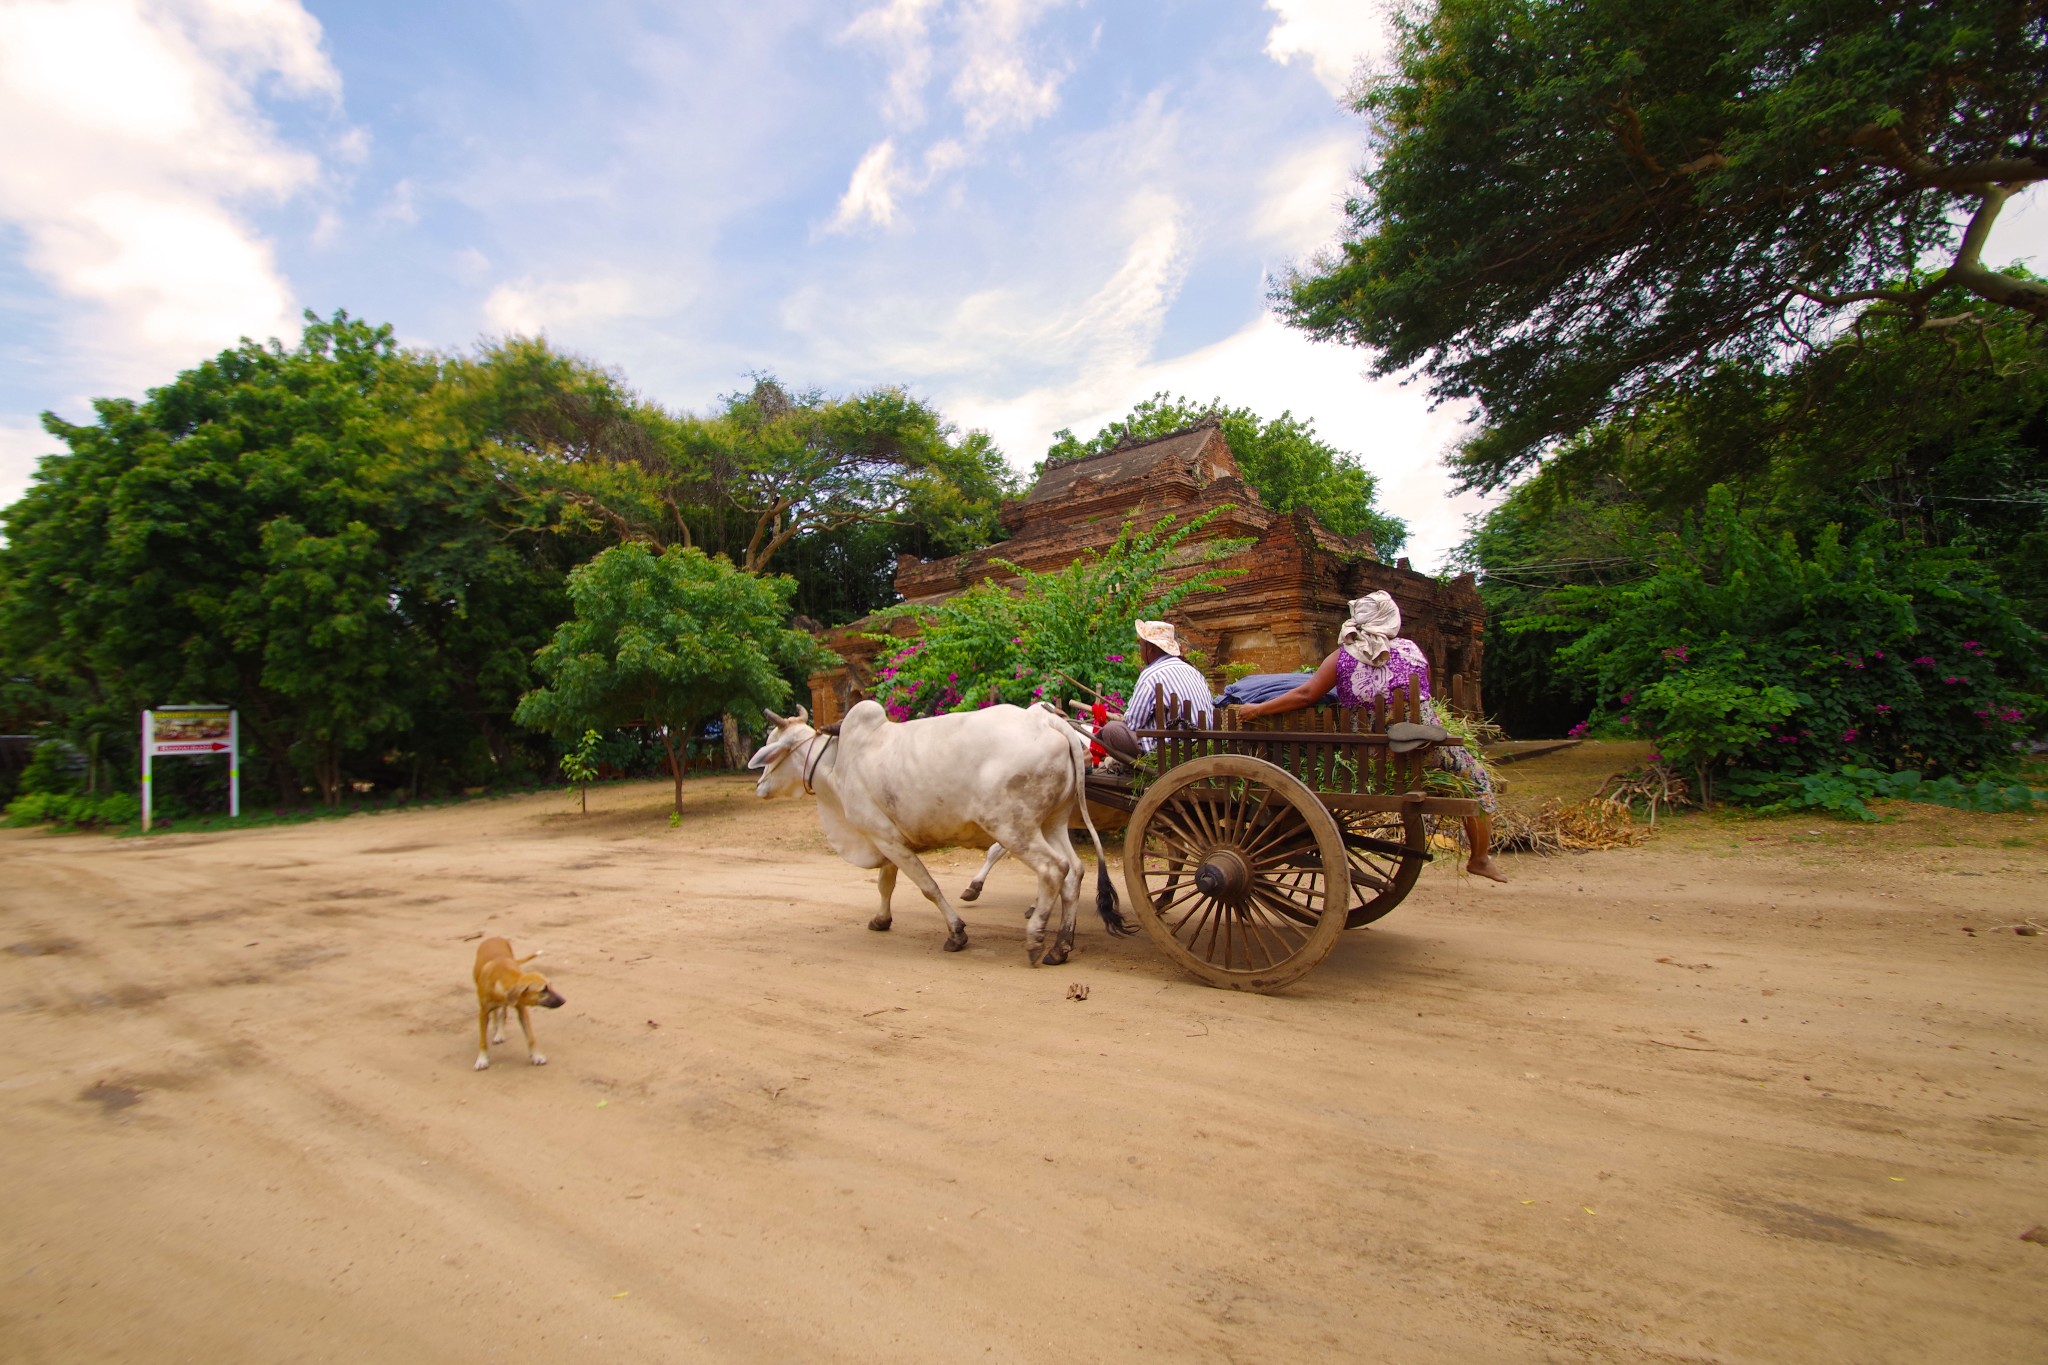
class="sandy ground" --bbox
[2,765,2045,1364]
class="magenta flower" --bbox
[1912,656,1936,667]
[1875,703,1892,714]
[1620,692,1634,705]
[1107,653,1125,663]
[1841,729,1858,743]
[1942,675,1966,685]
[1777,735,1798,744]
[1617,714,1633,725]
[1567,721,1590,739]
[2000,707,2023,723]
[1872,650,1885,660]
[1962,640,1984,653]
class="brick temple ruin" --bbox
[805,419,1486,725]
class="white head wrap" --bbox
[1339,592,1402,666]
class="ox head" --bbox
[747,705,816,800]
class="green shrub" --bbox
[4,790,141,830]
[1725,764,2047,821]
[869,510,1247,719]
[1549,487,2045,804]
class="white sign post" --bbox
[142,706,239,833]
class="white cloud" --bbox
[831,0,1074,230]
[0,0,343,391]
[0,420,58,515]
[843,0,941,128]
[1263,0,1393,98]
[482,274,661,336]
[828,140,909,233]
[1253,133,1359,256]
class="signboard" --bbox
[142,706,239,832]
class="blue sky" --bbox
[3,0,2044,568]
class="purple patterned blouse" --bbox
[1334,637,1432,708]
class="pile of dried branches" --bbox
[1490,797,1649,855]
[1598,764,1691,824]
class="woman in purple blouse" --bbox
[1238,591,1506,883]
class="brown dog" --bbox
[473,937,565,1070]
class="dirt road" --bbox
[2,774,2044,1363]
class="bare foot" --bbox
[1466,855,1509,884]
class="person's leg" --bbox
[1463,815,1507,883]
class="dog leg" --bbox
[517,1002,547,1066]
[475,1005,493,1070]
[489,1005,506,1045]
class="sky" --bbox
[2,0,2044,571]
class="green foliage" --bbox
[19,739,85,797]
[0,311,593,807]
[1280,0,2048,488]
[560,728,603,813]
[529,373,1017,577]
[1044,393,1407,553]
[868,511,1247,719]
[3,790,141,831]
[1547,487,2045,803]
[1726,764,2048,821]
[513,544,831,812]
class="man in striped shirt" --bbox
[1120,620,1213,751]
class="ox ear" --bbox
[763,707,786,727]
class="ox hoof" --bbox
[1041,943,1071,967]
[944,931,970,953]
[960,884,983,902]
[867,916,892,932]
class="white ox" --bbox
[748,699,1133,964]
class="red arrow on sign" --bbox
[156,741,230,752]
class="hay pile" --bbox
[1490,797,1649,855]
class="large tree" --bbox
[1280,0,2048,489]
[0,313,599,805]
[1043,393,1409,553]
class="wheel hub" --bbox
[1193,848,1252,904]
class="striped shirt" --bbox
[1123,655,1214,750]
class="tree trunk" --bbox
[661,729,685,814]
[721,712,749,771]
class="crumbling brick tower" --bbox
[807,420,1485,725]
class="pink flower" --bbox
[1621,692,1634,705]
[1567,721,1590,738]
[1106,654,1125,663]
[1841,729,1858,743]
[1875,704,1892,714]
[1962,640,1984,653]
[1872,650,1884,660]
[1617,714,1633,725]
[1912,656,1936,667]
[1999,707,2023,723]
[1942,675,1966,685]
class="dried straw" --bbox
[1490,797,1648,855]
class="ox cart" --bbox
[1081,687,1484,992]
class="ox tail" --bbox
[1069,731,1135,937]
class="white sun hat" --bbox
[1134,620,1183,657]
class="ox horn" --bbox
[795,704,809,726]
[763,707,786,726]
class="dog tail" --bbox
[517,949,543,965]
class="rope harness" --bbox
[799,732,837,795]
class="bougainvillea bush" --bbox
[867,511,1246,720]
[1544,488,2044,806]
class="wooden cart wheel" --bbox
[1122,754,1350,991]
[1336,805,1428,928]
